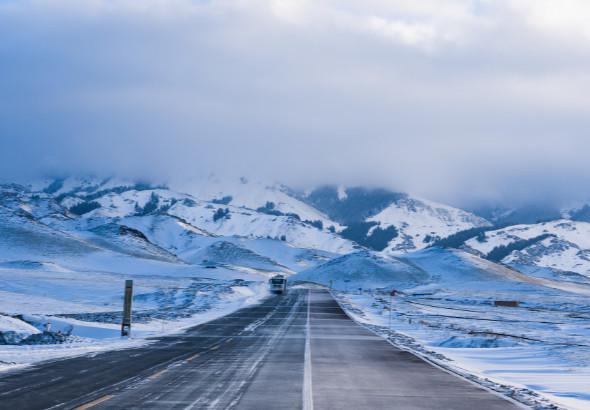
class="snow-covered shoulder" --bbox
[329,248,590,410]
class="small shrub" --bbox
[213,207,231,222]
[212,196,232,205]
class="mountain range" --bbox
[3,175,590,286]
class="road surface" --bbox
[0,289,521,409]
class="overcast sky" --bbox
[1,0,590,206]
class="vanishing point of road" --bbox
[0,289,521,409]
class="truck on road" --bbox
[269,274,287,294]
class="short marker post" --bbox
[121,280,133,337]
[389,289,397,339]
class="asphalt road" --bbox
[0,289,521,410]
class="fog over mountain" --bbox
[2,1,590,207]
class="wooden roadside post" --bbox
[389,289,397,339]
[121,280,133,337]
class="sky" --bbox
[1,0,590,207]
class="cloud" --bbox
[1,0,590,206]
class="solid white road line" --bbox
[303,290,314,410]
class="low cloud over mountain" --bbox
[2,1,590,207]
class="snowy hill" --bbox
[24,178,494,255]
[292,246,590,294]
[29,178,354,255]
[174,177,339,230]
[368,196,490,253]
[182,240,292,274]
[299,186,489,253]
[291,251,429,291]
[464,220,590,282]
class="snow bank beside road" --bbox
[310,248,590,410]
[0,282,268,372]
[338,291,590,410]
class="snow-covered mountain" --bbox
[299,185,490,253]
[173,177,339,231]
[0,180,348,284]
[15,174,589,290]
[464,220,590,283]
[26,178,353,255]
[367,196,490,253]
[20,178,492,255]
